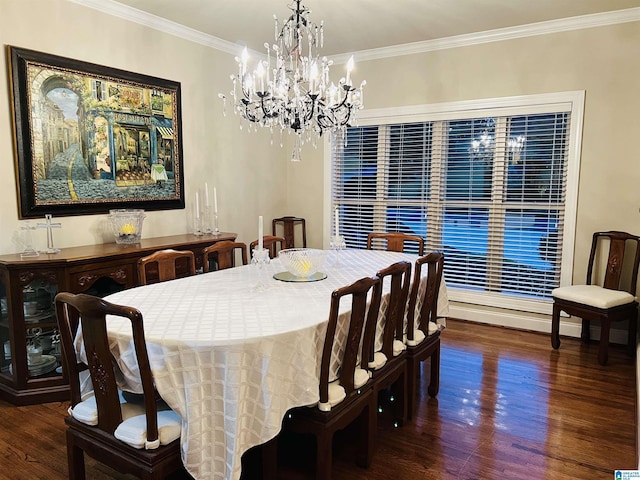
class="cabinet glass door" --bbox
[23,278,60,379]
[0,280,9,378]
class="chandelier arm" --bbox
[242,102,259,123]
[258,94,280,119]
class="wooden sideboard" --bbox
[0,232,236,405]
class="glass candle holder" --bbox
[109,209,146,244]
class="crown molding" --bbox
[66,0,242,55]
[67,0,640,63]
[340,7,640,63]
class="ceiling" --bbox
[109,0,640,56]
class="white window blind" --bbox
[330,93,583,313]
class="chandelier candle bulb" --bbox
[346,56,354,85]
[256,62,265,92]
[241,47,248,75]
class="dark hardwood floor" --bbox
[0,319,636,479]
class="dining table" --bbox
[98,248,450,480]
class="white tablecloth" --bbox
[101,249,449,480]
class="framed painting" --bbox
[7,46,185,218]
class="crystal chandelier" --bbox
[219,0,366,161]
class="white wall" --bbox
[0,0,291,254]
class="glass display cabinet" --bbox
[0,232,236,405]
[0,266,64,405]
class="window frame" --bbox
[324,91,585,315]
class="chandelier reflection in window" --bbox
[470,118,496,163]
[469,118,526,164]
[508,134,526,164]
[219,0,366,161]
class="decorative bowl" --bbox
[109,209,146,244]
[278,248,327,278]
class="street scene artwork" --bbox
[8,47,184,218]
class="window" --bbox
[330,93,584,314]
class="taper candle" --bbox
[258,216,264,250]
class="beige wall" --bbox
[0,0,290,254]
[289,21,640,281]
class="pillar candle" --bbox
[258,216,264,250]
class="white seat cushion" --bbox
[69,391,144,426]
[368,351,387,370]
[114,409,182,450]
[406,322,440,347]
[353,367,371,389]
[392,339,406,356]
[407,329,426,347]
[428,321,439,335]
[318,367,371,412]
[552,285,635,309]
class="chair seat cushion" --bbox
[552,285,635,309]
[69,391,145,426]
[114,409,182,450]
[318,367,371,412]
[406,322,439,346]
[392,339,406,356]
[368,351,387,370]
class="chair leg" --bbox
[598,321,611,366]
[406,357,417,421]
[66,430,85,480]
[393,371,408,427]
[628,310,638,358]
[315,430,333,480]
[551,304,561,350]
[427,341,441,398]
[581,319,591,343]
[355,402,375,469]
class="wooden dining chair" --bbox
[281,276,380,480]
[202,241,248,272]
[405,251,445,421]
[361,260,412,428]
[249,235,285,259]
[551,231,640,365]
[272,216,307,249]
[54,292,184,480]
[137,248,196,285]
[366,232,425,255]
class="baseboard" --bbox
[448,303,629,345]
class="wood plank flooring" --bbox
[0,318,635,479]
